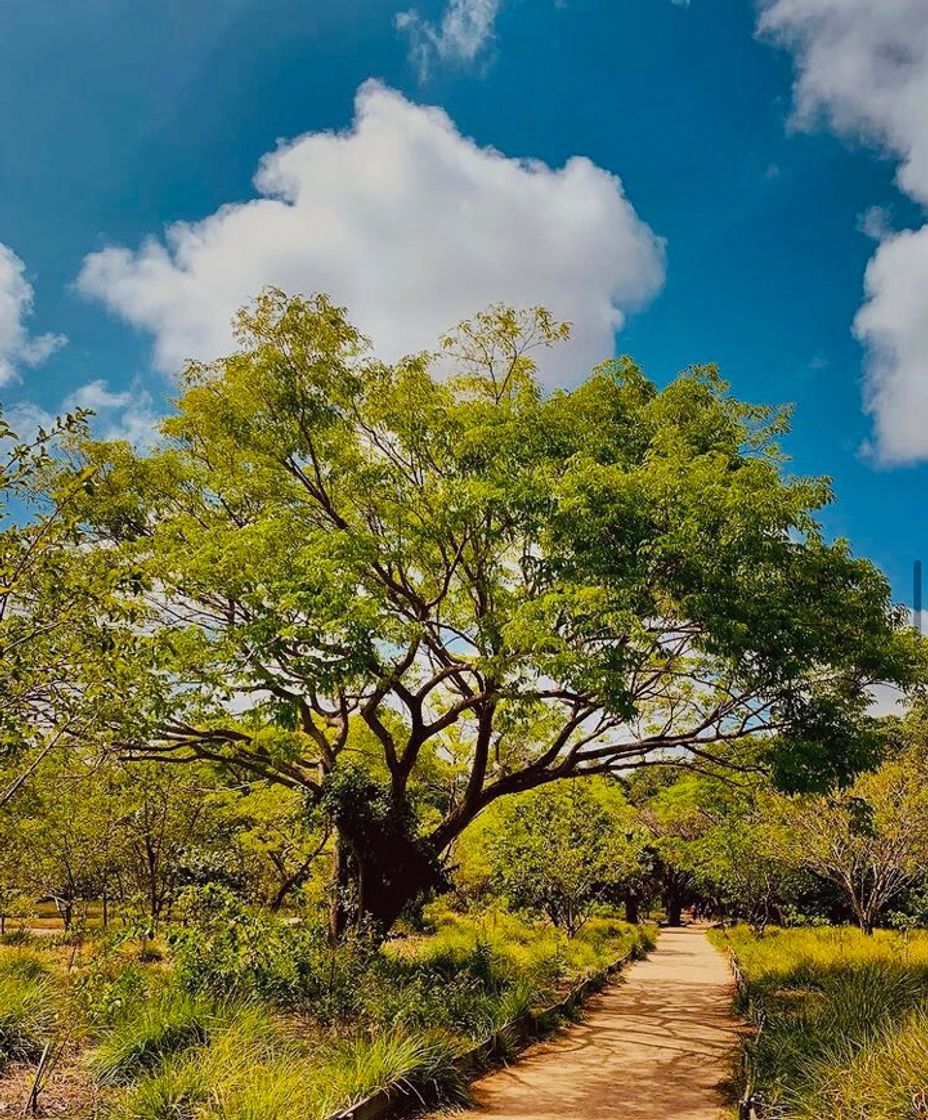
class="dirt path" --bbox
[438,926,739,1120]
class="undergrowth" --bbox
[88,898,652,1120]
[0,948,56,1067]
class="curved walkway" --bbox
[439,926,739,1120]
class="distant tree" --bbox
[215,783,330,912]
[1,412,85,764]
[486,779,642,935]
[777,752,928,934]
[685,784,803,934]
[114,762,227,924]
[0,799,29,933]
[55,290,920,934]
[638,781,708,926]
[20,754,119,930]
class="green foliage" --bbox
[0,405,120,770]
[88,984,213,1083]
[168,886,375,1016]
[166,885,649,1037]
[772,747,928,933]
[91,903,649,1119]
[481,779,643,934]
[715,925,928,1118]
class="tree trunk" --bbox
[330,823,445,939]
[328,834,354,944]
[663,877,686,926]
[624,887,640,925]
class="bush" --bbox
[168,886,375,1017]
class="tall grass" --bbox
[107,1003,463,1120]
[96,908,652,1119]
[713,925,928,1119]
[0,948,55,1066]
[87,985,214,1083]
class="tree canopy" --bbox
[48,289,920,930]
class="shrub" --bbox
[169,886,375,1016]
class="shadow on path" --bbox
[434,926,739,1120]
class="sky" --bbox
[1,0,927,609]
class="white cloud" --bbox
[397,0,501,79]
[0,243,66,385]
[8,378,160,448]
[78,81,665,386]
[759,0,928,463]
[855,226,928,462]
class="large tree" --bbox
[58,290,920,932]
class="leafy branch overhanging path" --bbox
[438,927,739,1120]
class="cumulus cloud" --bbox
[0,243,66,385]
[759,0,928,463]
[78,81,665,386]
[397,0,501,79]
[8,378,160,448]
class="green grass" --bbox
[95,908,653,1119]
[87,985,214,1083]
[107,1004,463,1120]
[712,925,928,1119]
[0,948,56,1066]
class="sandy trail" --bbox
[436,926,738,1120]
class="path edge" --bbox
[329,940,652,1120]
[725,944,764,1120]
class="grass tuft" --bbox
[88,985,214,1083]
[0,949,55,1065]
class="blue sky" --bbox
[1,0,927,608]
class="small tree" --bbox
[0,807,28,934]
[648,772,803,933]
[486,779,642,935]
[638,781,710,926]
[692,808,802,934]
[216,783,330,912]
[778,753,928,934]
[20,754,119,930]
